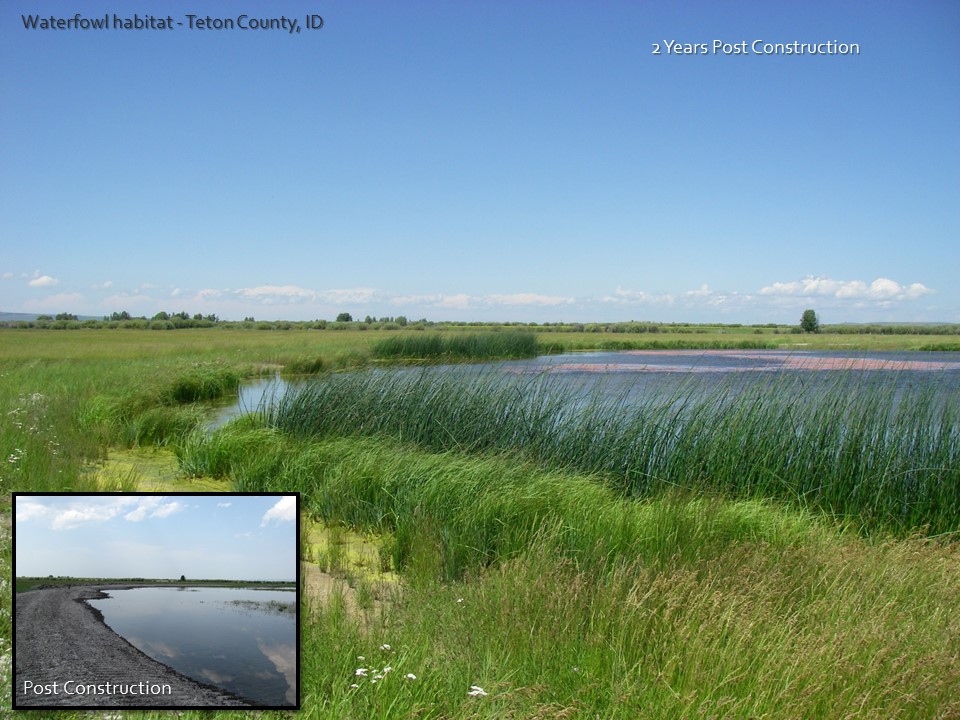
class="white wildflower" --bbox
[355,668,368,677]
[379,643,392,651]
[468,685,488,697]
[405,673,417,681]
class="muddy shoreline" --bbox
[15,584,252,707]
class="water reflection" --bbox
[88,587,296,707]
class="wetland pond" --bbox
[213,350,960,427]
[87,586,296,707]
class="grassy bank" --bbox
[180,431,825,577]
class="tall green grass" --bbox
[0,374,104,494]
[77,366,240,449]
[180,431,823,577]
[295,536,960,719]
[268,369,960,535]
[373,332,538,361]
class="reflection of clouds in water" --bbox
[257,638,296,705]
[535,363,757,374]
[622,350,960,372]
[128,636,178,659]
[199,668,235,685]
[504,351,960,376]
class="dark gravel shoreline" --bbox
[15,585,251,707]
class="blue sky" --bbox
[14,494,298,580]
[1,1,957,324]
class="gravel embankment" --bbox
[15,585,251,707]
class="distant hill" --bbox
[0,312,41,322]
[0,312,101,322]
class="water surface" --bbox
[88,586,296,706]
[215,350,960,425]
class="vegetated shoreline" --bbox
[263,364,959,536]
[14,584,254,708]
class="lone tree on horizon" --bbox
[800,309,820,333]
[180,574,186,582]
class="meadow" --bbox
[2,326,960,718]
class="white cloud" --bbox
[217,502,232,508]
[238,285,315,301]
[261,496,296,527]
[22,293,86,312]
[28,275,59,288]
[485,293,573,307]
[92,280,114,290]
[435,293,472,309]
[603,276,935,318]
[19,496,186,529]
[390,293,440,306]
[15,501,51,523]
[124,506,150,522]
[390,292,571,310]
[684,284,712,298]
[601,287,675,305]
[151,501,186,518]
[2,272,13,280]
[317,288,379,305]
[389,293,471,309]
[52,498,139,530]
[759,276,934,303]
[123,496,184,522]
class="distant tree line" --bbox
[2,313,959,336]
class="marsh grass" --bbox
[184,431,823,579]
[282,355,327,375]
[77,366,239,450]
[166,367,241,403]
[268,369,960,535]
[373,331,538,361]
[594,338,777,351]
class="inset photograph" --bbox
[13,493,298,710]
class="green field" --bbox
[2,327,959,718]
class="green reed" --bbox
[594,338,777,351]
[197,432,822,576]
[268,368,959,535]
[373,331,539,361]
